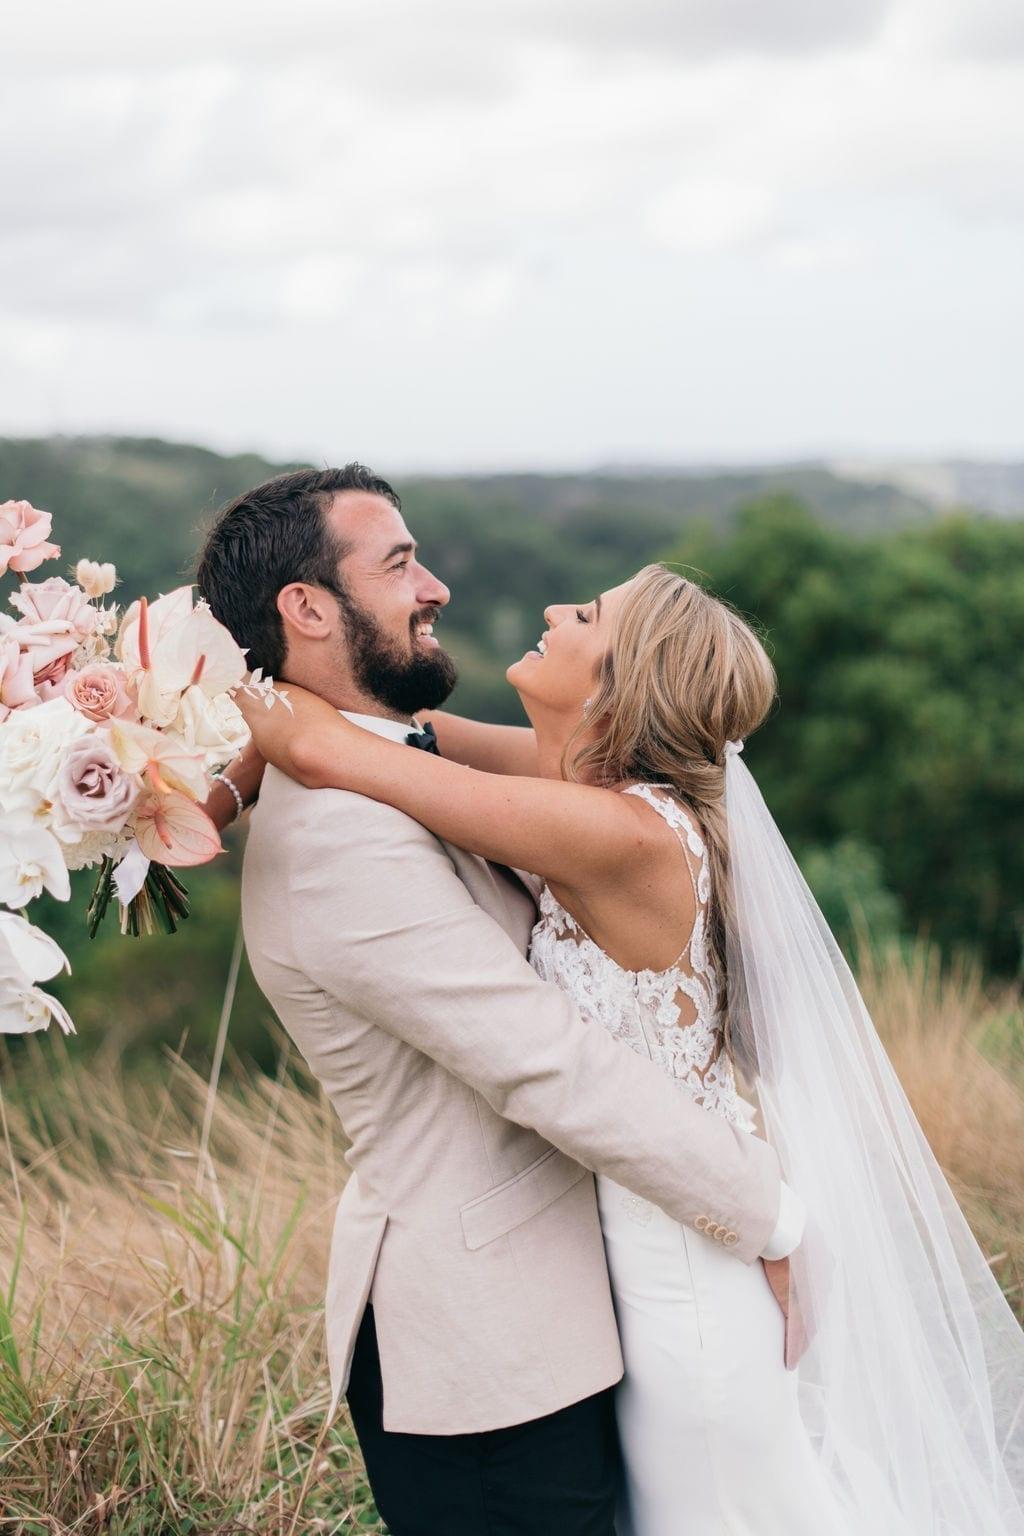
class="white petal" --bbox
[0,911,71,983]
[32,986,76,1035]
[0,824,70,907]
[0,986,51,1034]
[113,841,150,905]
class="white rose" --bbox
[171,686,250,770]
[0,697,89,829]
[75,559,117,598]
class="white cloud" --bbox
[647,177,779,254]
[0,0,1021,466]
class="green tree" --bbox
[668,497,1024,973]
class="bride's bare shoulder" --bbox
[552,784,703,970]
[566,778,701,887]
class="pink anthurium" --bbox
[138,594,151,670]
[133,791,224,868]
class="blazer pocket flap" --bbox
[460,1147,588,1251]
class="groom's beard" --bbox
[339,594,458,717]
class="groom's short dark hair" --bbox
[196,463,400,676]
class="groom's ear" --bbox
[277,582,339,641]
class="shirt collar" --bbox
[340,709,415,745]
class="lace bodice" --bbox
[530,783,756,1134]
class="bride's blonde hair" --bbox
[564,564,776,1059]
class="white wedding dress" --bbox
[530,784,856,1536]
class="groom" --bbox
[197,465,802,1536]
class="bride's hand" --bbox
[203,737,267,830]
[233,678,350,785]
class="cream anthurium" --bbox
[117,587,247,726]
[0,821,71,907]
[0,911,74,1034]
[107,717,209,802]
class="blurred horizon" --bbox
[5,429,1024,512]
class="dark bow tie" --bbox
[405,721,441,755]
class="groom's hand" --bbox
[762,1256,810,1369]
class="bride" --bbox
[227,563,1024,1535]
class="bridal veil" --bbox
[724,741,1024,1534]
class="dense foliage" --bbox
[2,436,1020,1063]
[670,498,1024,975]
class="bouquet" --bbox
[0,497,282,1037]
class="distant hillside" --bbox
[0,436,298,597]
[829,458,1024,517]
[0,433,998,723]
[0,433,942,588]
[1,432,949,719]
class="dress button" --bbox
[695,1215,710,1231]
[723,1232,738,1247]
[710,1224,725,1241]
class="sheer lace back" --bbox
[530,783,755,1133]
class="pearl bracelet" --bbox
[214,769,245,823]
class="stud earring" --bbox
[583,697,592,716]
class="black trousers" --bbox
[346,1306,621,1536]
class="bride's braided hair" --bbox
[562,564,776,1065]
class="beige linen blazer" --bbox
[241,764,783,1435]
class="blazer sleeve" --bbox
[285,788,783,1264]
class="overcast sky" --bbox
[1,0,1022,470]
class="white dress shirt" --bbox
[341,708,805,1261]
[762,1182,804,1259]
[340,709,416,742]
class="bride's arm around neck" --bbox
[426,710,538,777]
[236,680,662,898]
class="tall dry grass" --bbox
[859,943,1024,1307]
[0,943,1021,1533]
[0,1032,379,1535]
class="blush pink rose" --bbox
[0,501,60,577]
[10,578,103,689]
[33,652,76,702]
[65,664,133,723]
[9,576,99,638]
[0,632,38,720]
[17,625,80,691]
[57,733,140,832]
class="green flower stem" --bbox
[87,857,191,939]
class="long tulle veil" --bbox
[723,740,1024,1533]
